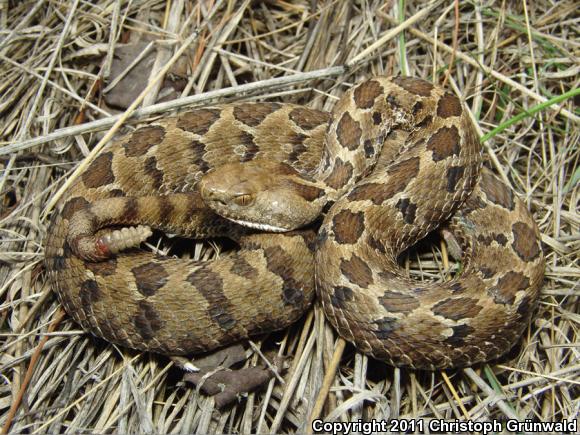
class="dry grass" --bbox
[1,0,578,433]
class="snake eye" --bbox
[234,194,254,206]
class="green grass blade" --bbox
[481,87,580,143]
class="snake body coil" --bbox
[45,77,544,369]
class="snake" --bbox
[44,76,545,369]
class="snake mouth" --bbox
[230,218,290,233]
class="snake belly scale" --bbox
[44,76,544,369]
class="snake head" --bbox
[199,160,324,232]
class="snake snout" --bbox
[201,186,232,212]
[201,188,226,206]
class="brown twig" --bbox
[306,337,346,433]
[1,308,65,435]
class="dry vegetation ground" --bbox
[0,0,578,433]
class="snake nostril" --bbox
[200,186,214,200]
[200,186,228,207]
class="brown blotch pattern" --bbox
[335,112,363,150]
[348,183,396,205]
[437,93,463,118]
[330,285,354,309]
[393,76,434,97]
[348,157,420,205]
[186,269,223,294]
[282,285,305,306]
[287,141,308,164]
[186,269,223,292]
[387,93,401,109]
[387,156,421,183]
[144,156,164,190]
[446,165,465,192]
[488,271,530,305]
[412,101,423,115]
[269,162,299,177]
[176,109,221,135]
[79,279,101,313]
[121,197,140,223]
[262,245,305,307]
[426,126,461,162]
[51,255,67,271]
[363,139,376,158]
[132,262,169,296]
[340,254,373,288]
[286,132,308,147]
[285,180,324,202]
[373,317,398,337]
[61,196,90,220]
[416,114,433,129]
[324,158,354,190]
[123,125,165,157]
[190,139,211,173]
[300,230,318,252]
[208,305,237,332]
[516,294,535,318]
[480,266,497,279]
[512,222,541,261]
[85,258,118,277]
[332,209,365,245]
[450,282,465,293]
[288,107,330,130]
[480,172,515,210]
[445,324,476,346]
[367,235,387,254]
[353,80,383,109]
[62,243,73,259]
[82,152,115,189]
[432,297,482,321]
[133,300,165,341]
[395,198,417,224]
[262,245,293,282]
[462,194,487,214]
[239,131,260,162]
[187,269,237,331]
[232,102,281,127]
[156,197,176,225]
[230,256,257,279]
[379,291,420,313]
[109,189,126,197]
[477,232,508,247]
[495,233,509,245]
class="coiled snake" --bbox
[44,77,544,369]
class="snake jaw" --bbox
[229,218,290,233]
